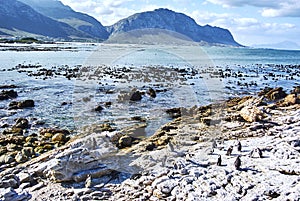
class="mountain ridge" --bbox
[0,0,92,39]
[107,8,241,46]
[18,0,109,40]
[0,1,241,46]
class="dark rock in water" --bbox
[0,85,17,89]
[291,86,300,94]
[94,105,104,112]
[147,88,157,98]
[130,91,142,101]
[264,87,287,100]
[166,107,181,118]
[13,118,29,129]
[61,102,68,106]
[0,90,18,100]
[104,102,112,107]
[118,135,133,148]
[9,100,34,109]
[258,87,273,96]
[131,116,146,122]
[39,128,70,136]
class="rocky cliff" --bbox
[19,0,109,40]
[107,8,241,46]
[0,0,91,39]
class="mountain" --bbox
[19,0,109,40]
[107,8,241,46]
[0,0,91,39]
[252,41,300,50]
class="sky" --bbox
[60,0,300,46]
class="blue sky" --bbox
[60,0,300,46]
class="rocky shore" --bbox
[0,86,299,200]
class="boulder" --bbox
[9,100,34,109]
[240,106,265,122]
[0,90,18,100]
[94,105,104,112]
[147,88,157,98]
[291,86,300,94]
[166,107,182,119]
[283,94,300,105]
[51,133,67,143]
[0,174,20,188]
[264,87,287,100]
[118,135,133,148]
[40,134,121,182]
[13,118,29,129]
[130,91,142,101]
[0,187,31,201]
[15,152,28,163]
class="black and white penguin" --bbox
[226,145,233,156]
[237,140,242,152]
[217,155,222,166]
[234,155,241,170]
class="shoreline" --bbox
[0,87,299,200]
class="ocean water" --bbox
[0,43,300,136]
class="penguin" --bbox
[257,148,263,158]
[85,174,92,188]
[217,155,222,166]
[212,139,217,149]
[237,141,242,152]
[226,145,233,156]
[234,155,241,170]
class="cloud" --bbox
[206,0,279,8]
[261,2,300,17]
[190,10,297,45]
[60,0,137,25]
[206,0,300,17]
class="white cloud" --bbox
[206,0,279,8]
[190,10,298,45]
[261,2,300,17]
[207,0,300,17]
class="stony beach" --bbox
[0,45,300,200]
[0,83,300,200]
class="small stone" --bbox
[94,105,104,112]
[52,133,66,143]
[130,91,142,101]
[0,90,18,100]
[240,106,265,122]
[9,100,34,109]
[13,118,29,129]
[118,135,133,148]
[15,151,28,163]
[0,174,20,188]
[43,132,53,138]
[265,87,287,100]
[147,88,157,98]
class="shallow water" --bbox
[0,43,300,137]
